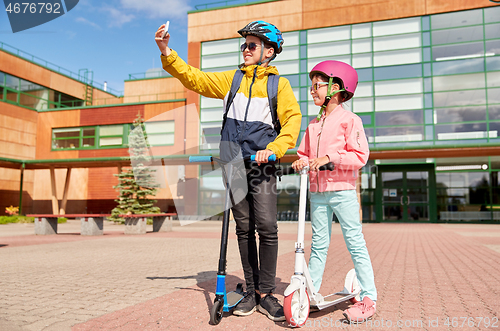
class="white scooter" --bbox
[281,163,361,327]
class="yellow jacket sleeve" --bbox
[161,50,234,99]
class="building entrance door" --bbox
[375,164,437,222]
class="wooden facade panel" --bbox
[87,167,119,200]
[33,168,88,200]
[0,141,36,159]
[0,127,36,146]
[425,0,496,15]
[0,102,38,123]
[92,88,122,104]
[302,0,425,30]
[78,148,130,159]
[79,105,144,126]
[0,51,51,87]
[36,110,80,160]
[124,77,186,101]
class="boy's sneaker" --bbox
[233,291,259,316]
[258,294,285,322]
[343,297,376,323]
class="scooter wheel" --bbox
[284,289,310,327]
[345,268,361,304]
[210,298,224,325]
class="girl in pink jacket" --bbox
[292,61,377,323]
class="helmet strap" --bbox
[258,40,276,66]
[316,78,346,120]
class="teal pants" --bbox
[309,189,377,301]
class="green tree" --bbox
[109,114,160,222]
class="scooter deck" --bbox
[311,292,357,311]
[226,291,244,307]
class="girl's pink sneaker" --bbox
[343,297,376,323]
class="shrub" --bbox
[0,216,35,224]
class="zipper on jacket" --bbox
[316,116,326,191]
[239,67,258,146]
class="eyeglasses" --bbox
[309,82,329,93]
[240,42,259,52]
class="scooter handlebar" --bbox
[280,162,335,175]
[250,154,277,162]
[189,156,213,163]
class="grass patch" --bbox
[0,216,35,224]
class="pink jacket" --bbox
[297,105,369,192]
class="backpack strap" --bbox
[221,69,244,133]
[267,74,281,135]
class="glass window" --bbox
[435,123,488,140]
[145,121,174,134]
[5,75,19,90]
[308,41,350,58]
[202,38,239,55]
[375,126,424,142]
[355,82,373,97]
[83,128,95,136]
[308,56,351,72]
[147,134,175,146]
[431,9,482,29]
[433,89,486,108]
[201,108,223,122]
[352,98,374,113]
[487,57,500,71]
[485,23,500,39]
[374,49,421,67]
[433,73,485,92]
[283,31,299,46]
[375,110,423,126]
[273,62,299,76]
[486,40,500,55]
[490,105,500,120]
[307,26,350,43]
[488,87,500,104]
[374,78,422,96]
[422,16,430,31]
[489,122,500,137]
[432,42,484,61]
[435,106,487,123]
[485,6,500,24]
[374,64,422,80]
[352,38,372,53]
[433,58,484,76]
[357,68,373,82]
[352,54,372,68]
[375,95,423,111]
[52,128,80,149]
[431,26,483,45]
[201,53,239,69]
[373,33,421,52]
[359,114,372,125]
[100,137,123,147]
[100,125,123,136]
[373,17,420,36]
[352,23,372,39]
[0,72,4,85]
[5,89,18,103]
[274,46,299,62]
[201,96,223,109]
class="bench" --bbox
[26,213,176,235]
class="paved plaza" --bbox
[0,220,499,330]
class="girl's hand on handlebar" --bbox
[155,25,171,57]
[309,156,330,171]
[292,159,307,171]
[255,149,274,165]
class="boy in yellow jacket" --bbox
[155,21,301,321]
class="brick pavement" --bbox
[0,221,499,331]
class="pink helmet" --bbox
[309,61,358,101]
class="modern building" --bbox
[1,0,499,223]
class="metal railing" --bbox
[128,71,172,80]
[0,42,123,96]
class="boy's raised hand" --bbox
[155,24,171,57]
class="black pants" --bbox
[231,164,278,294]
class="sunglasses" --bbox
[240,42,259,52]
[309,82,329,93]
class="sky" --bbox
[0,0,224,95]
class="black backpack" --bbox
[221,69,281,135]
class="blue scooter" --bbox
[189,154,276,325]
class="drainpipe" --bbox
[19,163,25,215]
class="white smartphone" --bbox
[161,21,170,39]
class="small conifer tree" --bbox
[109,114,160,222]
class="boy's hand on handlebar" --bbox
[155,25,171,57]
[292,159,307,171]
[309,156,330,171]
[255,149,274,165]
